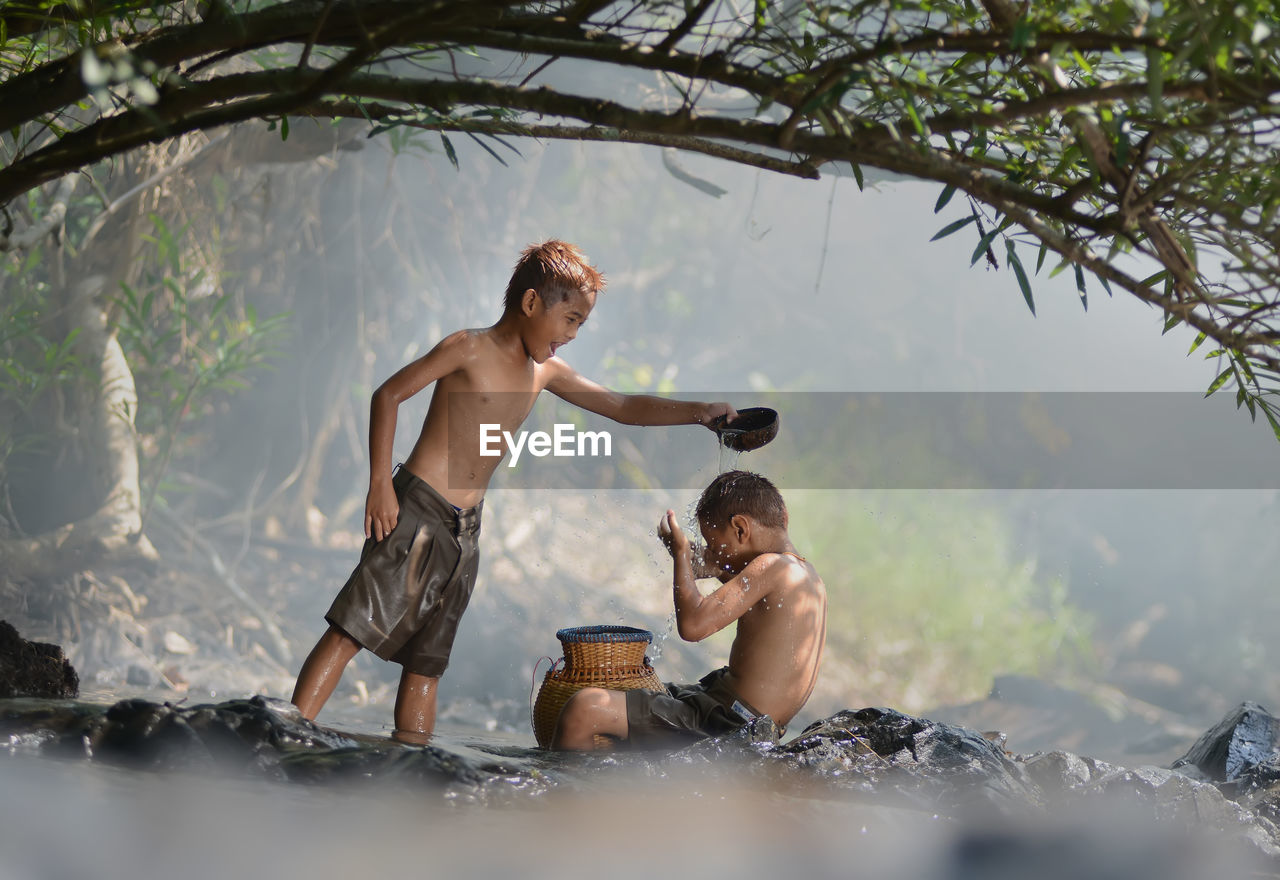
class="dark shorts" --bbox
[624,667,761,749]
[325,466,481,677]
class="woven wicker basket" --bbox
[532,625,664,748]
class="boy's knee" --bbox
[560,688,609,727]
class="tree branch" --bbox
[0,175,76,251]
[308,99,821,179]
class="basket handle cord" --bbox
[528,656,561,734]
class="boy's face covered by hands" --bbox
[698,519,747,580]
[657,510,746,581]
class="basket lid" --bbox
[555,625,653,644]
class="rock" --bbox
[0,620,78,698]
[0,695,553,798]
[162,631,196,655]
[1020,749,1119,793]
[1171,701,1280,784]
[1170,702,1280,832]
[778,707,1039,815]
[125,663,154,687]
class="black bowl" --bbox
[712,407,779,452]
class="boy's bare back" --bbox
[719,551,826,726]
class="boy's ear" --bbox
[521,288,540,315]
[729,513,751,542]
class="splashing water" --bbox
[649,611,677,663]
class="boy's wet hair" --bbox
[695,470,787,530]
[504,240,606,313]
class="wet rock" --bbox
[1,695,360,776]
[1021,749,1118,793]
[281,743,489,788]
[1171,701,1280,785]
[0,620,78,699]
[1168,702,1280,832]
[777,707,1038,815]
[0,694,553,798]
[1023,743,1280,859]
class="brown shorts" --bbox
[325,466,481,677]
[624,667,761,749]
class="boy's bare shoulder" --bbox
[437,327,486,352]
[429,327,503,366]
[741,550,821,592]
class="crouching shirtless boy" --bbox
[553,470,826,749]
[290,240,736,742]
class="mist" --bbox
[4,115,1280,879]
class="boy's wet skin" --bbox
[369,287,597,522]
[696,518,827,725]
[553,472,827,750]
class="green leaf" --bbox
[440,133,459,170]
[934,184,957,213]
[280,116,289,141]
[1006,241,1035,316]
[849,161,864,191]
[1187,331,1207,355]
[1205,365,1233,396]
[970,226,1000,266]
[1146,46,1164,113]
[1010,16,1036,51]
[463,131,508,167]
[929,214,977,241]
[1263,403,1280,443]
[1073,263,1088,311]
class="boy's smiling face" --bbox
[523,288,595,363]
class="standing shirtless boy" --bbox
[291,240,736,741]
[553,470,826,749]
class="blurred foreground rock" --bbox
[4,693,1280,864]
[0,620,78,698]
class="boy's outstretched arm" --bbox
[545,361,735,428]
[657,510,773,642]
[364,331,471,541]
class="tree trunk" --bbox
[0,276,157,577]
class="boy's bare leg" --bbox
[392,670,439,743]
[552,688,629,750]
[291,625,362,720]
